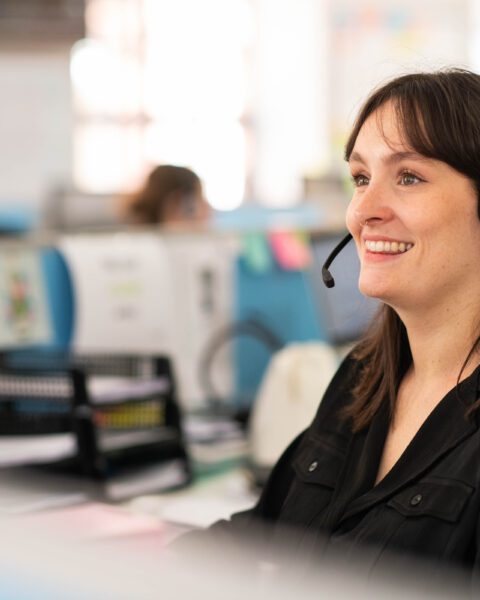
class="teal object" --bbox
[0,205,37,233]
[242,232,273,274]
[212,202,324,231]
[233,257,323,408]
[40,247,74,349]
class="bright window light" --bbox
[72,0,253,211]
[74,124,143,193]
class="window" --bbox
[71,0,254,210]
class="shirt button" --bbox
[410,493,423,506]
[308,461,318,472]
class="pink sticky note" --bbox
[268,230,312,270]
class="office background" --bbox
[0,1,477,595]
[0,0,475,214]
[0,0,472,417]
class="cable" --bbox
[198,316,284,416]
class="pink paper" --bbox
[268,230,312,270]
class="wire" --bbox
[198,316,284,416]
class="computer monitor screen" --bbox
[309,233,379,345]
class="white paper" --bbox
[105,459,189,501]
[0,433,76,467]
[161,495,256,528]
[183,414,244,442]
[87,376,169,404]
[158,470,259,528]
[188,438,249,464]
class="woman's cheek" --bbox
[345,203,360,237]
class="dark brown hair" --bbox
[126,165,202,224]
[343,69,480,432]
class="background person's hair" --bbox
[343,68,480,432]
[126,164,202,224]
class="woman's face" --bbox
[163,183,210,225]
[345,101,480,313]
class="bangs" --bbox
[344,70,480,186]
[345,86,447,162]
[380,97,437,158]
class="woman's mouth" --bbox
[365,240,413,254]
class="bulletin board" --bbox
[327,0,470,166]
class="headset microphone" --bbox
[321,233,353,288]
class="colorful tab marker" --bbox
[242,232,273,274]
[268,230,312,270]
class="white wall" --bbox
[0,49,73,210]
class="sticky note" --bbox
[242,232,273,273]
[268,230,312,270]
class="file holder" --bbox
[0,352,192,499]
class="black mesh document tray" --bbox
[0,351,192,499]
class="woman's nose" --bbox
[353,182,395,227]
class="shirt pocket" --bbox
[387,477,474,523]
[382,477,475,561]
[279,436,345,527]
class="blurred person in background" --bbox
[175,68,480,592]
[121,164,210,227]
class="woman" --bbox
[121,164,210,226]
[177,69,480,585]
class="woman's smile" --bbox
[364,238,414,254]
[363,236,414,263]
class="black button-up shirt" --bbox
[180,353,480,589]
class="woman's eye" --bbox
[352,174,369,187]
[399,171,422,186]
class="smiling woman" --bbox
[343,71,480,436]
[174,69,480,590]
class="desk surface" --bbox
[0,466,452,599]
[0,462,259,527]
[126,467,259,528]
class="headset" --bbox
[321,233,353,288]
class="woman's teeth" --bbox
[365,240,413,254]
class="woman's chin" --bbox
[358,278,393,302]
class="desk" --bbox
[0,462,261,598]
[125,467,259,529]
[0,467,450,599]
[0,462,259,534]
[0,477,420,600]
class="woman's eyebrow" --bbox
[348,150,431,165]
